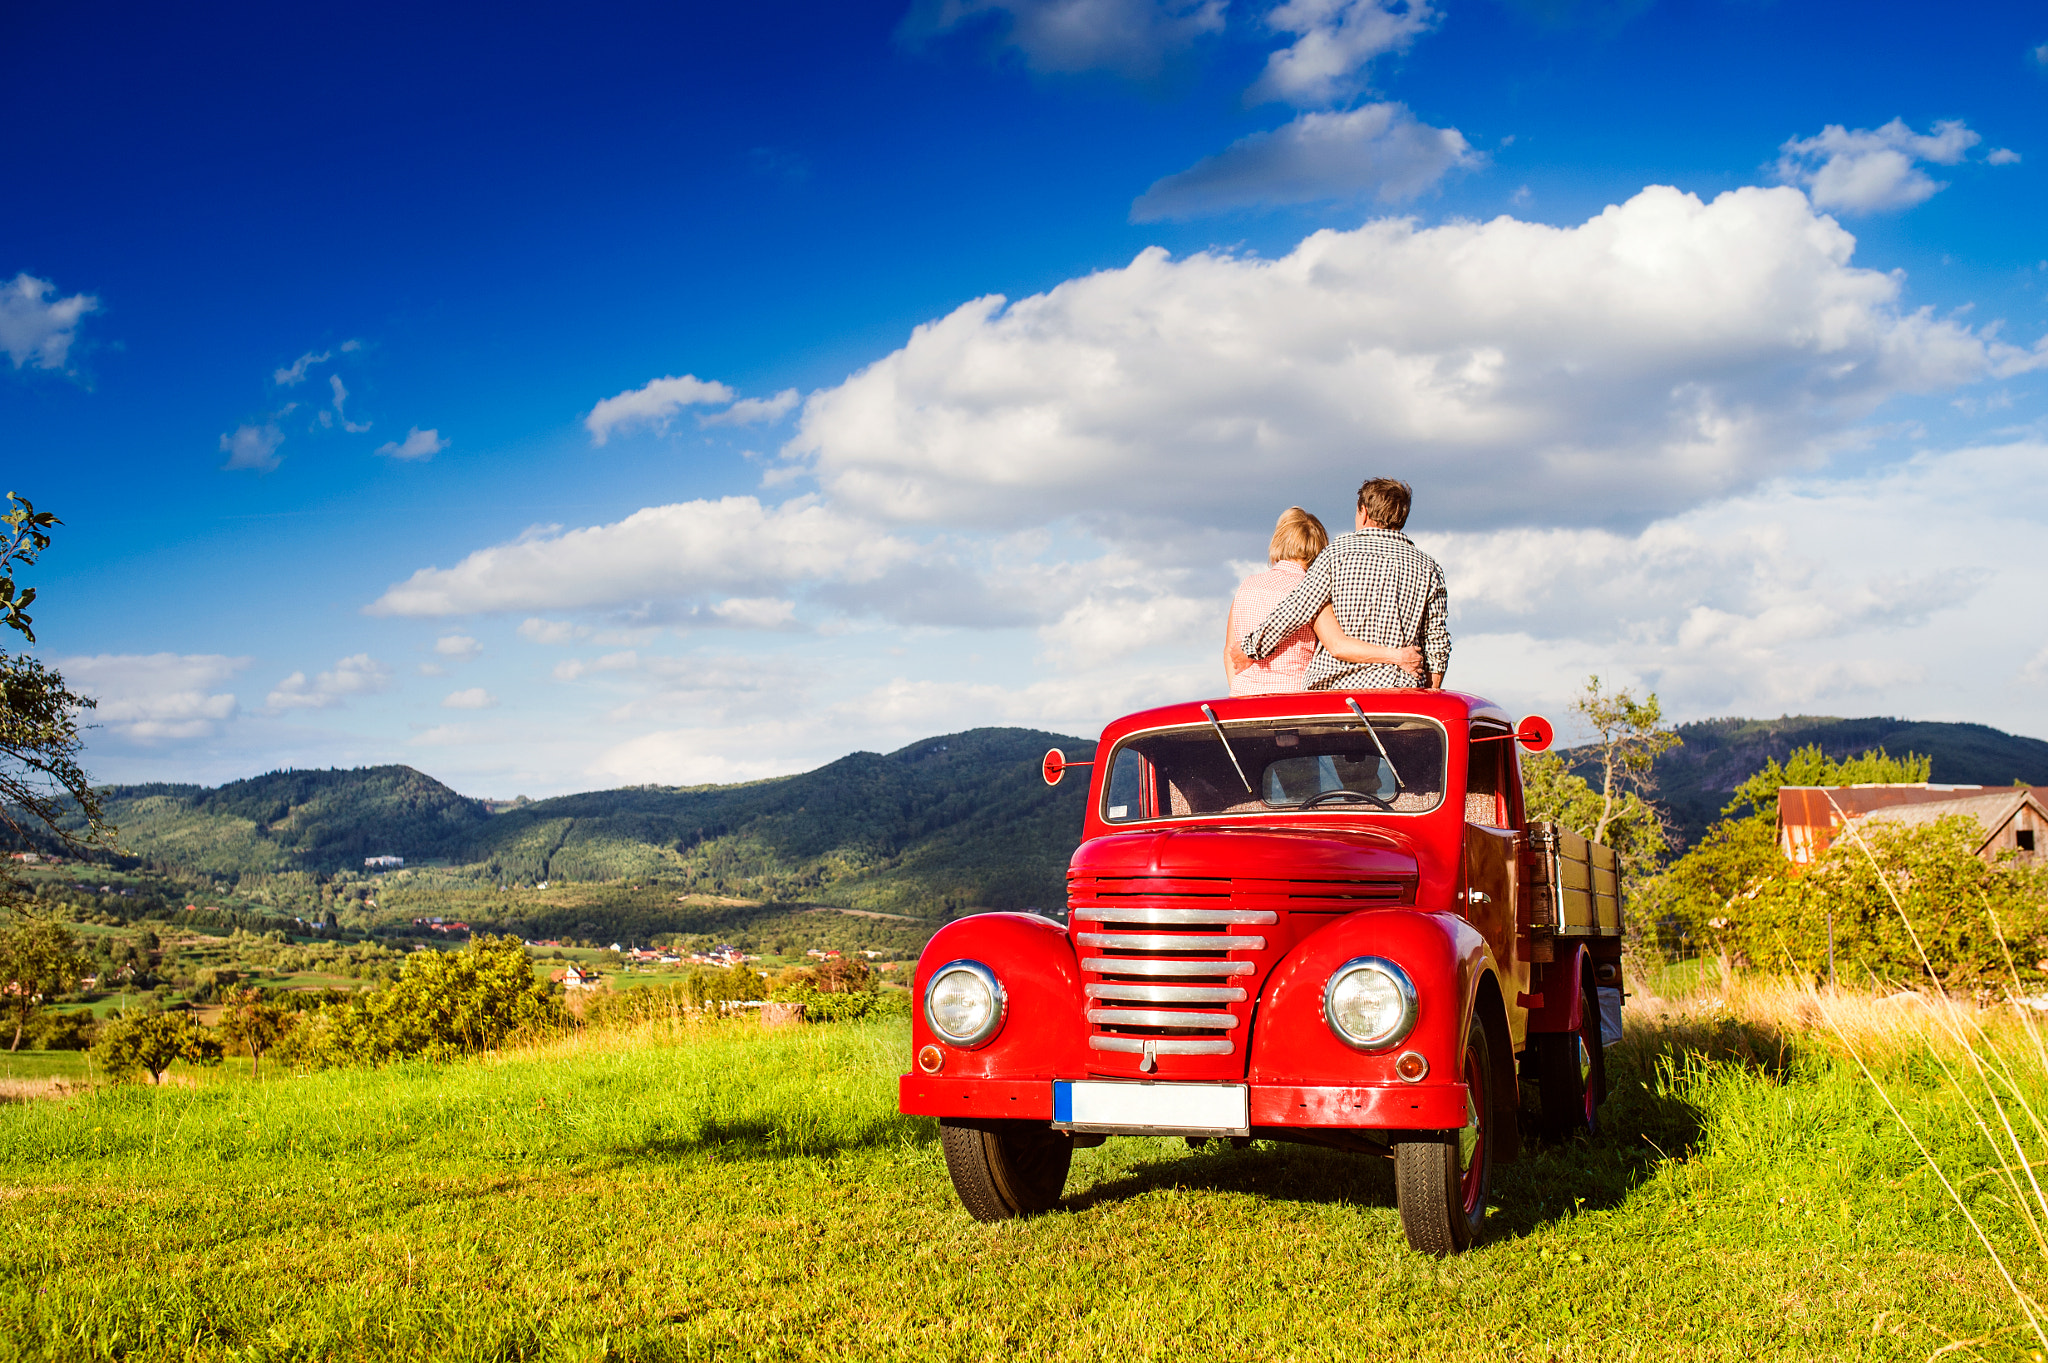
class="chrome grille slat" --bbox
[1086,1008,1241,1029]
[1085,983,1247,1004]
[1089,1036,1235,1056]
[1081,958,1255,977]
[1070,907,1276,926]
[1074,932,1265,952]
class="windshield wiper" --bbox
[1345,697,1405,790]
[1200,704,1254,794]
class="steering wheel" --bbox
[1300,788,1393,810]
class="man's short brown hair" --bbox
[1357,478,1412,530]
[1268,506,1329,565]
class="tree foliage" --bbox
[1522,677,1680,887]
[1702,816,2048,990]
[92,1009,223,1084]
[280,935,566,1066]
[0,910,84,1051]
[1721,743,1932,821]
[217,988,298,1078]
[1,492,107,865]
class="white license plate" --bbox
[1052,1081,1249,1134]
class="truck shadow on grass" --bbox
[615,1112,935,1164]
[1063,1013,1801,1240]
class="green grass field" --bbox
[0,1006,2036,1361]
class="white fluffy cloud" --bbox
[1132,103,1475,219]
[788,185,2044,534]
[368,496,915,617]
[376,427,447,461]
[1248,0,1436,107]
[585,374,736,445]
[442,687,498,709]
[266,654,393,711]
[1775,118,1986,213]
[900,0,1225,78]
[0,273,98,371]
[58,653,248,743]
[700,388,801,427]
[1418,438,2048,720]
[273,349,331,385]
[434,634,481,660]
[220,423,285,472]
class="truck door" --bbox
[1463,725,1529,1049]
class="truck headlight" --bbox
[924,959,1005,1048]
[1324,957,1418,1051]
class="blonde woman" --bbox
[1225,508,1422,695]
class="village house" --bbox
[549,964,604,992]
[1777,783,2048,866]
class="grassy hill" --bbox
[91,728,1095,924]
[1588,715,2048,849]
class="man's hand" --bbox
[1426,672,1444,691]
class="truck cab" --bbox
[900,689,1624,1255]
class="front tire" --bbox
[1394,1018,1492,1256]
[939,1120,1073,1221]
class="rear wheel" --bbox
[939,1120,1073,1221]
[1536,975,1606,1141]
[1394,1019,1492,1256]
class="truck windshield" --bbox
[1102,716,1446,823]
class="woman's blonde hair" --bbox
[1269,506,1329,565]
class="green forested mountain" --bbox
[90,766,493,875]
[78,716,2047,926]
[1584,715,2048,849]
[91,728,1095,919]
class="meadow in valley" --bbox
[0,964,2041,1363]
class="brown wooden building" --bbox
[1777,783,2048,865]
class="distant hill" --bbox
[92,728,1095,919]
[92,765,492,875]
[1584,715,2048,849]
[85,715,2047,919]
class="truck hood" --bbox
[1070,824,1419,885]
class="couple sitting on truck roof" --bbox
[1224,477,1451,697]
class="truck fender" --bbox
[1523,945,1588,1034]
[1246,909,1493,1094]
[909,913,1088,1079]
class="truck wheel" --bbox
[1394,1019,1492,1256]
[1536,975,1606,1141]
[939,1120,1073,1221]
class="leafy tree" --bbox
[92,1009,224,1084]
[1644,743,1941,958]
[684,963,767,1006]
[0,911,85,1050]
[1707,815,2048,989]
[217,988,297,1078]
[1522,678,1680,884]
[1721,743,1932,821]
[282,935,567,1066]
[1,492,108,871]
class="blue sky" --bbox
[7,0,2046,797]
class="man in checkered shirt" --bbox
[1238,477,1450,691]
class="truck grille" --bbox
[1069,872,1412,1076]
[1071,879,1270,1065]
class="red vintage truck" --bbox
[899,688,1626,1255]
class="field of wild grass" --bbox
[0,978,2043,1362]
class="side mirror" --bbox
[1042,748,1094,786]
[1514,715,1554,752]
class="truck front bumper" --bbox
[899,1075,1471,1132]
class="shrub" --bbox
[1705,816,2048,991]
[27,1008,96,1050]
[92,1009,223,1083]
[277,935,567,1067]
[684,964,767,1007]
